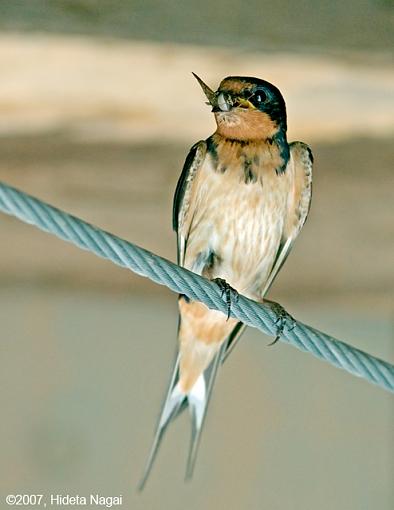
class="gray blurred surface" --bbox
[0,0,393,53]
[0,289,393,509]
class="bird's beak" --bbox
[192,72,217,108]
[237,97,256,109]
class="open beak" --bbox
[192,72,217,109]
[237,97,256,109]
[192,74,255,112]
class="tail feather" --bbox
[185,338,228,480]
[220,321,246,364]
[139,339,230,489]
[138,354,185,490]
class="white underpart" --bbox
[184,155,290,299]
[187,375,206,429]
[159,383,184,428]
[160,374,207,431]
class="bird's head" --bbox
[193,74,287,141]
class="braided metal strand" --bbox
[0,181,393,393]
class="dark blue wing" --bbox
[172,140,207,233]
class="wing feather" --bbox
[261,141,313,297]
[173,140,207,266]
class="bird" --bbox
[139,73,313,488]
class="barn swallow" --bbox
[139,74,313,488]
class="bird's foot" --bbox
[212,278,239,320]
[264,299,295,346]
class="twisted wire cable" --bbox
[0,181,393,393]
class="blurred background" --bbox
[0,1,393,509]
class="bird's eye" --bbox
[254,90,267,103]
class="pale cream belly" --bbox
[183,160,289,300]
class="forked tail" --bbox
[138,339,229,490]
